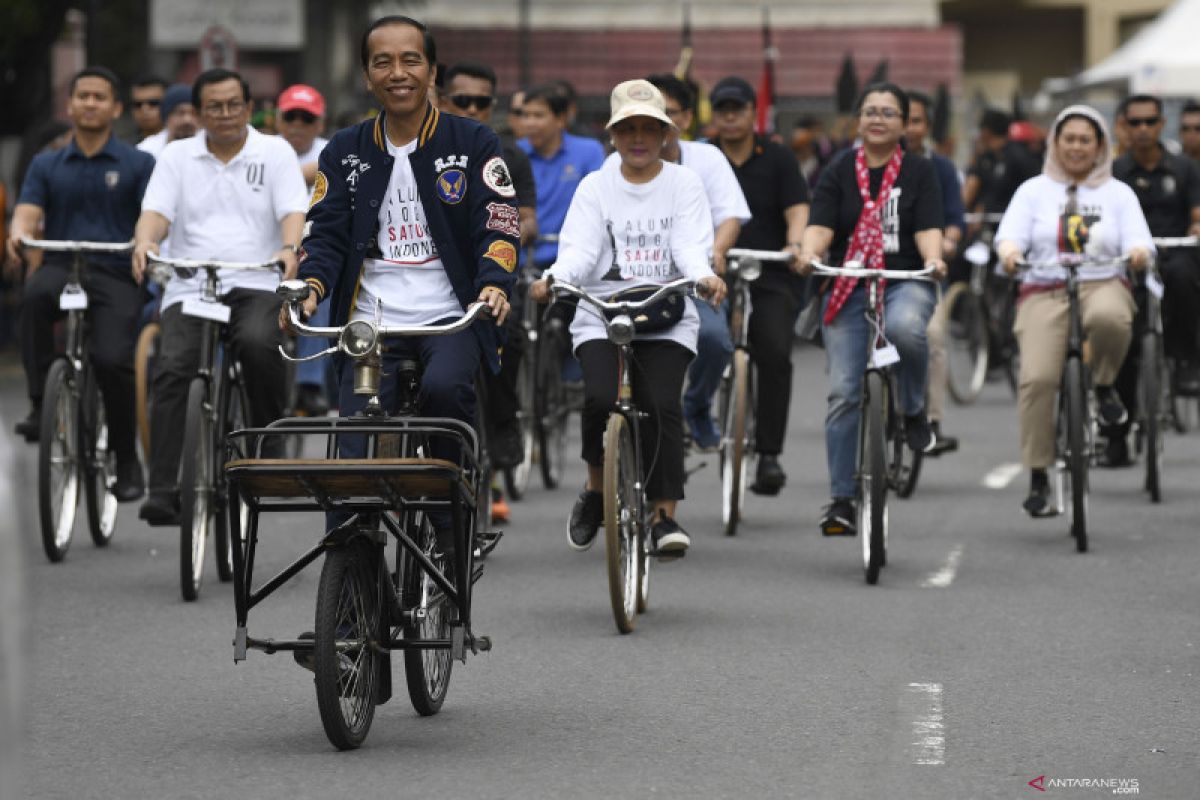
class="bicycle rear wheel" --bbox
[38,360,78,563]
[860,372,889,585]
[402,515,454,715]
[504,350,535,500]
[720,351,751,536]
[535,327,568,489]
[314,540,381,750]
[134,322,159,459]
[943,283,989,405]
[1138,333,1163,503]
[80,368,118,547]
[1063,358,1089,552]
[604,413,640,633]
[179,377,214,601]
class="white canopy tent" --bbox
[1074,0,1200,95]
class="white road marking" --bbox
[921,544,965,589]
[908,682,945,765]
[982,462,1023,489]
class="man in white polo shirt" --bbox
[131,68,308,525]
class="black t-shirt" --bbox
[502,141,537,210]
[809,148,944,271]
[968,141,1039,216]
[725,136,810,252]
[1112,147,1200,237]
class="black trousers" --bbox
[1108,283,1149,440]
[20,262,140,462]
[578,338,692,501]
[148,289,285,494]
[748,268,806,455]
[1160,248,1200,362]
[484,293,526,429]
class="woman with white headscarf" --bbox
[995,104,1154,516]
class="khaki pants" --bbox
[927,294,948,422]
[1013,278,1135,468]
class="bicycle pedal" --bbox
[472,635,493,653]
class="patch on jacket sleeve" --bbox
[483,240,518,272]
[485,201,521,238]
[309,171,328,208]
[481,156,516,198]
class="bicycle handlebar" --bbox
[809,261,938,280]
[20,237,133,255]
[285,299,492,340]
[1014,255,1131,272]
[147,253,284,273]
[1151,236,1197,249]
[725,248,795,263]
[548,276,696,314]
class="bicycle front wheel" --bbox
[134,322,159,459]
[402,515,454,715]
[943,283,989,405]
[604,413,640,633]
[860,372,889,585]
[314,541,381,750]
[38,360,78,563]
[179,377,214,601]
[1138,333,1162,503]
[720,350,751,536]
[1063,358,1089,552]
[214,381,247,583]
[80,368,118,547]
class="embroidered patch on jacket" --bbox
[483,240,518,272]
[485,201,521,238]
[310,171,328,208]
[436,169,467,204]
[105,170,120,189]
[481,156,516,198]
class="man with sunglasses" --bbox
[137,84,198,158]
[1179,102,1200,164]
[1112,94,1200,465]
[130,76,166,143]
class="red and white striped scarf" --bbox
[823,145,904,324]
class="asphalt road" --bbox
[3,345,1198,800]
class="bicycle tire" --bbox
[214,379,246,583]
[179,377,213,601]
[535,328,567,490]
[604,413,639,633]
[943,282,989,406]
[860,372,889,585]
[1139,334,1162,503]
[38,359,78,563]
[503,351,535,500]
[1064,358,1089,552]
[134,322,159,458]
[888,399,923,500]
[402,515,454,716]
[721,350,750,536]
[314,541,381,750]
[80,368,118,547]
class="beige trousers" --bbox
[1013,278,1135,468]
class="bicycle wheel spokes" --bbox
[39,361,79,562]
[404,518,453,715]
[315,543,379,750]
[604,414,639,632]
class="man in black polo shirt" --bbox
[963,109,1039,225]
[5,66,154,500]
[1111,93,1200,464]
[710,75,810,495]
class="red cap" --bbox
[277,84,325,117]
[1009,120,1042,143]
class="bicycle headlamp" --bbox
[608,314,636,346]
[737,258,762,282]
[340,320,378,358]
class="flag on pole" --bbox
[755,6,777,136]
[674,2,709,139]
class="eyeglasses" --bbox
[450,94,494,111]
[1126,116,1161,128]
[281,109,318,124]
[132,99,161,109]
[861,106,902,121]
[202,100,247,117]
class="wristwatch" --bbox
[282,243,300,256]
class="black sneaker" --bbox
[820,498,857,537]
[926,421,958,457]
[1097,434,1132,468]
[1176,360,1200,397]
[1022,469,1056,518]
[567,489,603,551]
[905,414,937,453]
[490,422,524,469]
[112,457,146,503]
[138,491,180,526]
[1094,385,1128,426]
[750,454,786,495]
[650,510,690,558]
[14,406,40,443]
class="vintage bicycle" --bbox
[23,238,133,563]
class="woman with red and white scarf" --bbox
[797,83,948,537]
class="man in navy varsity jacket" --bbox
[288,16,518,480]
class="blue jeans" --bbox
[295,298,331,387]
[822,281,936,499]
[683,297,732,420]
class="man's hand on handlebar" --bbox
[477,285,509,326]
[131,240,160,283]
[529,277,552,304]
[278,286,318,332]
[1127,247,1151,272]
[696,274,727,308]
[793,247,818,277]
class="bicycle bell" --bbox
[737,258,762,282]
